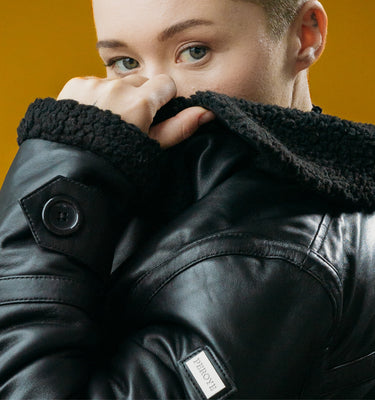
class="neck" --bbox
[290,70,313,111]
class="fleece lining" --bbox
[17,93,375,210]
[155,92,375,211]
[17,98,163,193]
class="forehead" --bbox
[93,0,266,39]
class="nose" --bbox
[141,62,192,98]
[142,62,172,81]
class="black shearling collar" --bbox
[18,92,375,211]
[155,91,375,211]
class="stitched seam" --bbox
[20,198,41,244]
[0,297,85,303]
[137,251,339,331]
[302,214,329,266]
[182,362,206,400]
[329,350,375,371]
[0,277,96,304]
[21,176,98,202]
[181,347,204,363]
[147,250,298,302]
[36,236,87,255]
[307,214,327,251]
[20,176,100,255]
[0,321,77,337]
[204,347,230,383]
[0,298,97,317]
[141,249,336,314]
[310,250,341,280]
[131,232,308,293]
[36,240,68,255]
[0,276,85,285]
[140,251,339,362]
[316,217,332,254]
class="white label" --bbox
[185,350,226,399]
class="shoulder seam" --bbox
[141,247,339,320]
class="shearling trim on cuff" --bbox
[17,97,163,191]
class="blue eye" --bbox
[107,57,140,73]
[179,46,209,63]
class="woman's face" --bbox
[93,0,294,106]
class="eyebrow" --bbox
[157,19,214,42]
[96,19,214,50]
[96,39,128,50]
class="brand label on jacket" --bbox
[184,350,226,399]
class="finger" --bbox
[117,74,149,87]
[149,107,215,149]
[57,75,104,97]
[117,75,177,132]
[137,74,177,117]
[76,76,102,80]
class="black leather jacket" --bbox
[1,92,375,399]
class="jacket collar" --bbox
[153,91,375,212]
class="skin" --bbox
[57,0,327,149]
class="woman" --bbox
[1,0,375,398]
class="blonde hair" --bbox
[245,0,306,38]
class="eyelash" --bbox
[177,44,209,63]
[104,57,128,68]
[104,45,210,73]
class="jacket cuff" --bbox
[17,97,163,191]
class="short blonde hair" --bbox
[246,0,306,38]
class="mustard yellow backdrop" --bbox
[1,1,374,184]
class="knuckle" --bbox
[67,77,96,89]
[107,78,131,94]
[137,97,154,116]
[123,75,148,87]
[155,73,173,83]
[125,96,154,124]
[155,74,176,90]
[65,78,79,88]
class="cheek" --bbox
[173,72,209,98]
[199,63,273,101]
[173,65,261,99]
[202,50,286,103]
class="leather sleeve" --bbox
[0,99,172,399]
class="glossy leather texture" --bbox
[0,97,375,399]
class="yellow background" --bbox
[1,1,374,184]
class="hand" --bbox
[57,74,215,149]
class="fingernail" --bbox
[198,111,215,126]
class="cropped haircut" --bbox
[244,0,307,38]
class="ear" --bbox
[291,0,328,73]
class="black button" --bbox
[42,196,82,236]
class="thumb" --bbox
[149,107,215,149]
